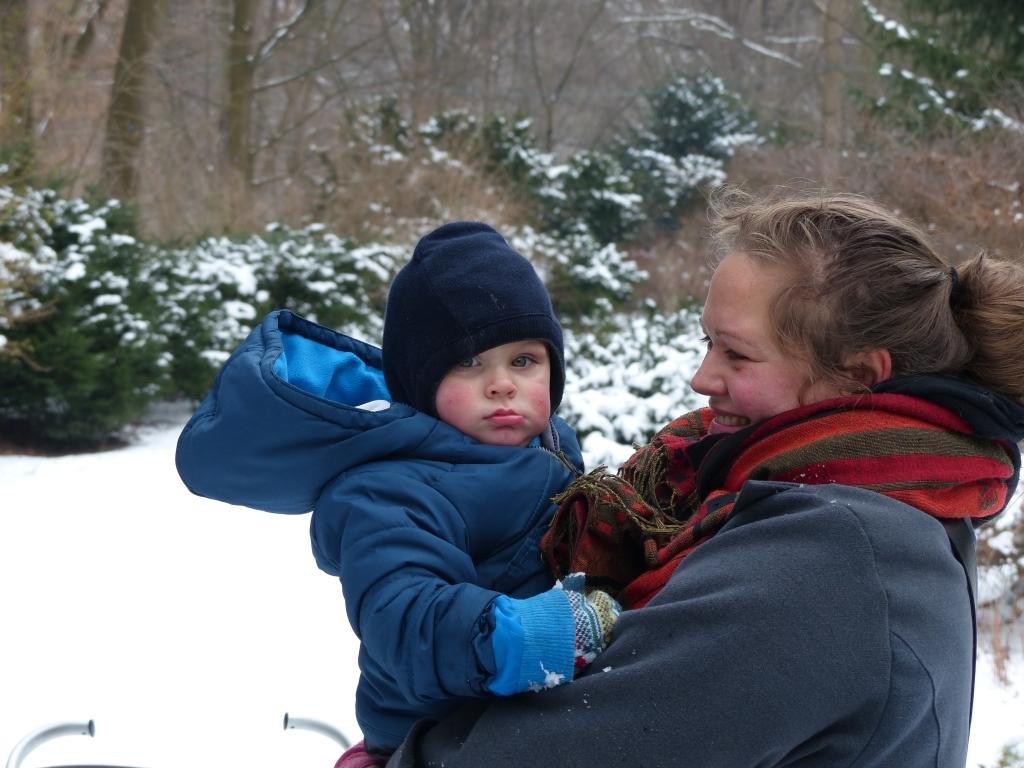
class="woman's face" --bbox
[690,252,843,435]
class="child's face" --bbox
[691,252,843,435]
[435,340,551,447]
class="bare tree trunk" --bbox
[0,0,32,143]
[71,0,114,68]
[226,0,256,183]
[527,0,608,152]
[101,0,168,199]
[821,0,844,167]
[403,0,439,128]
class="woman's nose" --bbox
[690,354,724,397]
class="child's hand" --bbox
[560,573,621,673]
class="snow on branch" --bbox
[741,39,802,67]
[620,11,802,68]
[256,0,314,66]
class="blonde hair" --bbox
[708,187,1024,402]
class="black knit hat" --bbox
[382,222,565,417]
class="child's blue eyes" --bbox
[456,356,535,368]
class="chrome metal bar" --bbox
[5,720,94,768]
[282,713,351,749]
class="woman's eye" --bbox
[703,334,746,361]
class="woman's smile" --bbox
[707,409,751,433]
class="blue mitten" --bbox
[560,573,621,673]
[486,574,621,695]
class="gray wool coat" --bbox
[388,480,975,768]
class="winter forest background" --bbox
[1,0,1024,764]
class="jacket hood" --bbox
[176,310,579,513]
[873,374,1024,445]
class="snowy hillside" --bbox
[2,417,1022,768]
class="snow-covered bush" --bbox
[638,72,760,161]
[0,187,403,443]
[468,76,758,246]
[353,95,413,157]
[345,86,754,315]
[547,151,644,245]
[157,225,402,399]
[0,241,51,367]
[0,188,169,443]
[559,303,708,468]
[477,114,557,193]
[978,496,1024,644]
[508,226,647,321]
[616,72,758,232]
[860,2,1024,138]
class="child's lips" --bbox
[486,409,525,427]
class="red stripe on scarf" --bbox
[542,392,1016,610]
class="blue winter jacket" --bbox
[175,310,585,748]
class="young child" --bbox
[176,222,619,765]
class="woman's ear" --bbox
[849,349,892,386]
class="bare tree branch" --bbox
[619,10,802,67]
[252,32,383,93]
[255,0,315,65]
[70,0,113,67]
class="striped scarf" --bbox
[541,388,1020,609]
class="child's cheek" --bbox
[436,381,476,424]
[438,388,467,413]
[529,380,551,418]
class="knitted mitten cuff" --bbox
[561,573,621,673]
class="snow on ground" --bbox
[2,417,1023,768]
[1,417,360,768]
[973,644,1024,767]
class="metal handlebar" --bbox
[6,714,350,766]
[282,713,351,749]
[5,720,95,768]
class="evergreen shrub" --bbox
[560,301,706,467]
[0,187,400,444]
[616,73,758,232]
[860,1,1024,136]
[158,225,401,400]
[0,188,168,443]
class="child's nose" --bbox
[488,372,517,397]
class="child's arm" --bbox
[315,471,618,703]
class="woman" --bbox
[386,190,1024,768]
